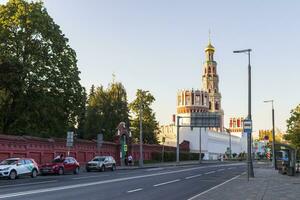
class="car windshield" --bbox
[0,159,18,165]
[93,157,105,162]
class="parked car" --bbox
[0,158,39,180]
[40,157,80,175]
[86,156,116,172]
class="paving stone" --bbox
[194,165,300,200]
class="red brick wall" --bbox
[0,134,189,166]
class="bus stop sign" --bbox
[243,119,252,134]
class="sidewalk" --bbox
[194,164,300,200]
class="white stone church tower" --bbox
[202,40,224,130]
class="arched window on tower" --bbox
[208,67,211,74]
[213,67,215,73]
[209,102,211,110]
[205,68,207,74]
[215,102,219,110]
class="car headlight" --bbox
[0,167,10,171]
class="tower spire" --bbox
[208,29,211,44]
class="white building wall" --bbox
[160,124,248,160]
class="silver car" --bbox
[86,156,116,172]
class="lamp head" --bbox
[233,49,252,53]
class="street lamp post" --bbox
[264,100,276,169]
[139,102,143,167]
[233,49,254,178]
[224,128,232,159]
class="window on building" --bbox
[215,102,219,110]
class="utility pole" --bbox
[176,116,180,164]
[139,101,143,167]
[199,128,202,163]
[264,100,276,169]
[233,49,254,178]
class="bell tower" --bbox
[202,39,224,129]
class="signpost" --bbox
[97,133,103,155]
[243,119,252,181]
[176,112,221,164]
[66,131,74,156]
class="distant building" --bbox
[159,39,246,160]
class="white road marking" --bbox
[204,171,216,175]
[217,169,225,172]
[127,188,143,193]
[72,175,109,180]
[187,173,244,200]
[0,163,244,199]
[228,167,236,170]
[153,179,180,187]
[185,174,202,179]
[0,180,58,189]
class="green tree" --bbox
[0,0,86,137]
[84,82,129,141]
[129,89,159,144]
[284,104,300,148]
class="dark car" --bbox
[40,157,80,175]
[86,156,116,172]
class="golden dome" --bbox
[205,42,215,52]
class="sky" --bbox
[2,0,300,133]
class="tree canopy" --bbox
[83,82,130,141]
[129,89,159,144]
[0,0,86,137]
[284,104,300,149]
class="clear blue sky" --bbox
[2,0,300,133]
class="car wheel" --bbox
[86,168,90,172]
[74,167,79,174]
[101,165,105,172]
[58,167,64,175]
[9,170,17,180]
[111,164,116,171]
[31,169,38,178]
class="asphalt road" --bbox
[0,163,246,200]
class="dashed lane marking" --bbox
[127,188,143,193]
[204,171,216,175]
[153,179,180,187]
[185,174,202,179]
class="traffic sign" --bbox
[97,133,103,149]
[124,144,128,152]
[66,131,74,147]
[243,119,252,134]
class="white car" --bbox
[0,158,39,180]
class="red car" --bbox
[40,157,80,175]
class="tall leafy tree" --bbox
[284,104,300,149]
[0,0,86,137]
[129,89,159,144]
[84,81,129,141]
